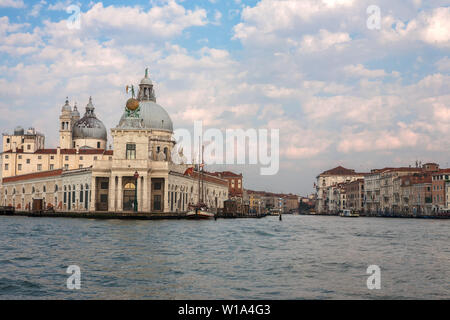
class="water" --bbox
[0,215,448,299]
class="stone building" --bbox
[431,169,450,213]
[343,179,364,212]
[315,166,366,214]
[1,70,228,213]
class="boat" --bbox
[185,139,215,220]
[186,204,215,219]
[340,209,360,217]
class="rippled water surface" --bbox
[0,215,448,299]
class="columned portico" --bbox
[117,175,123,211]
[142,174,149,212]
[109,175,116,212]
[89,176,96,212]
[136,174,142,212]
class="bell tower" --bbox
[59,97,73,149]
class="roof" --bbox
[3,148,113,155]
[2,169,63,184]
[432,168,450,175]
[319,166,367,176]
[209,171,243,178]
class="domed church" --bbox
[1,69,228,214]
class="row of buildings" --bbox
[0,69,306,215]
[0,70,232,214]
[315,164,450,215]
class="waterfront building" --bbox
[411,176,432,215]
[343,179,364,212]
[431,169,450,213]
[1,70,229,213]
[364,168,393,214]
[379,167,425,214]
[315,166,366,214]
[210,171,243,200]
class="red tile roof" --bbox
[321,166,356,175]
[2,169,63,184]
[208,171,243,178]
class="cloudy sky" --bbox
[0,0,449,195]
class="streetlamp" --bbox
[133,171,139,212]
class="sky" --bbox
[0,0,449,196]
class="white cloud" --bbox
[342,64,389,78]
[300,29,351,52]
[0,0,25,8]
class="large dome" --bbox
[117,70,173,132]
[118,100,173,132]
[73,97,107,141]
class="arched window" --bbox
[124,182,136,190]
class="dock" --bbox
[3,211,268,220]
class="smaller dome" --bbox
[62,97,71,112]
[126,98,139,111]
[14,126,24,135]
[71,104,80,118]
[72,97,107,141]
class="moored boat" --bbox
[186,204,215,219]
[340,209,359,217]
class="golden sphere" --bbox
[126,98,139,111]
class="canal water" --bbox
[0,215,448,299]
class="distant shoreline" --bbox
[298,212,450,220]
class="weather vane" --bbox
[126,84,135,98]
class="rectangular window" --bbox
[50,156,54,160]
[65,156,69,161]
[50,164,54,170]
[79,165,83,169]
[64,164,69,170]
[38,156,42,160]
[154,182,162,190]
[6,138,10,143]
[97,142,101,148]
[80,156,83,160]
[18,155,22,159]
[126,144,136,160]
[4,164,8,170]
[26,159,30,164]
[94,156,98,161]
[27,144,31,150]
[18,164,22,171]
[5,155,8,159]
[37,164,42,171]
[100,182,109,190]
